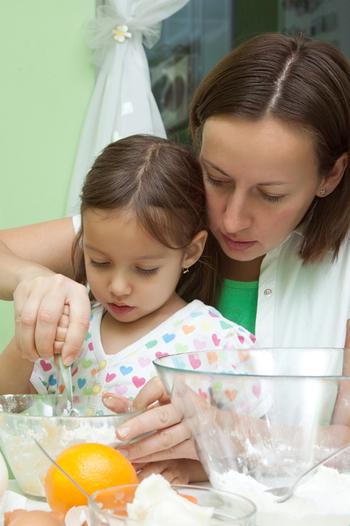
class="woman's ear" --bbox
[182,230,208,270]
[317,153,348,197]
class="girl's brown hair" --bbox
[72,134,218,304]
[190,33,350,262]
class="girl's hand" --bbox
[135,459,207,485]
[13,273,90,365]
[4,509,64,526]
[103,377,198,463]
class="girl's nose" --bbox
[109,273,132,297]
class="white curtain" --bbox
[66,0,190,214]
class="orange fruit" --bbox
[44,443,138,514]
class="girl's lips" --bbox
[108,303,135,315]
[222,234,257,251]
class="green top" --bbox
[216,279,259,334]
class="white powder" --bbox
[126,474,214,526]
[210,466,350,526]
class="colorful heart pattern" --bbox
[189,354,201,369]
[155,351,168,359]
[106,372,116,383]
[138,356,151,367]
[120,366,133,376]
[132,376,146,388]
[40,360,52,372]
[33,302,256,412]
[78,378,86,389]
[48,374,57,386]
[162,333,175,343]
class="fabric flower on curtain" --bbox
[66,0,190,214]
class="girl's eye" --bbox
[136,267,159,276]
[261,193,285,203]
[90,260,110,267]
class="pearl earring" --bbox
[183,267,190,274]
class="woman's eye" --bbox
[136,267,159,276]
[262,193,285,203]
[206,174,229,187]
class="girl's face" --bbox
[82,208,205,323]
[201,115,325,266]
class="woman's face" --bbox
[200,115,324,264]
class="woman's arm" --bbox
[0,217,76,298]
[0,217,90,364]
[332,319,350,426]
[0,337,36,394]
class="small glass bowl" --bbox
[88,483,256,525]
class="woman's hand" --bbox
[103,377,198,463]
[13,273,90,365]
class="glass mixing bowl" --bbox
[154,348,350,526]
[0,394,140,499]
[88,484,256,525]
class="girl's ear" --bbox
[182,230,208,269]
[317,152,348,197]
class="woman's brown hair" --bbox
[72,134,218,304]
[190,33,350,262]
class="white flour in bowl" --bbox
[210,466,350,526]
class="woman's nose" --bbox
[222,193,252,234]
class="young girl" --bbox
[0,135,254,406]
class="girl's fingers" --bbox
[132,376,170,411]
[55,326,68,342]
[103,393,133,413]
[58,309,69,329]
[161,466,189,485]
[53,341,64,354]
[135,461,167,481]
[34,291,72,358]
[60,286,90,365]
[135,460,190,484]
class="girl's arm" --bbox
[0,218,90,365]
[0,337,36,394]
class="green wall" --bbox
[0,0,96,349]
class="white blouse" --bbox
[256,229,350,350]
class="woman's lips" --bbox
[222,234,257,251]
[108,303,135,315]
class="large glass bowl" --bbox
[0,394,140,499]
[88,483,256,525]
[154,348,350,526]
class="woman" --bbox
[1,33,350,473]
